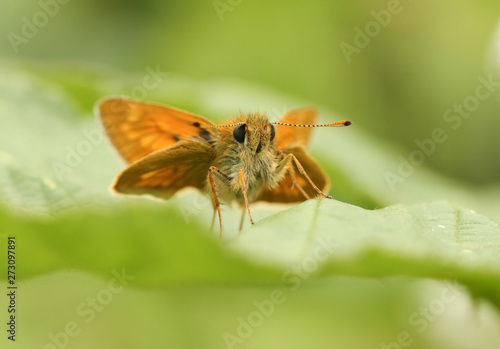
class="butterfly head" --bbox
[216,111,352,156]
[231,113,276,155]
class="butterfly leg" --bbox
[238,169,254,230]
[293,178,311,200]
[276,154,332,199]
[276,151,310,200]
[208,166,227,238]
[210,208,217,233]
[239,207,246,232]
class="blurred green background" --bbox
[3,0,500,184]
[2,1,500,348]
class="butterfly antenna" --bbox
[205,122,245,128]
[272,120,353,127]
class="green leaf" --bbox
[5,194,500,306]
[1,62,500,349]
[231,199,500,306]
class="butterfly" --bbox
[98,97,352,236]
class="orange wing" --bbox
[98,97,217,164]
[113,140,216,199]
[256,108,329,203]
[273,107,317,149]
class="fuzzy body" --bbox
[209,113,285,204]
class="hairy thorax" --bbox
[211,141,283,204]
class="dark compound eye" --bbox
[270,124,276,141]
[233,124,246,143]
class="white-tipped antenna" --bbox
[272,120,353,127]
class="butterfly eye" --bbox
[233,124,246,143]
[270,125,276,141]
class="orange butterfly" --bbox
[98,97,352,236]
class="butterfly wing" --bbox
[274,107,317,149]
[256,108,330,203]
[113,139,216,199]
[256,145,330,203]
[98,97,217,164]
